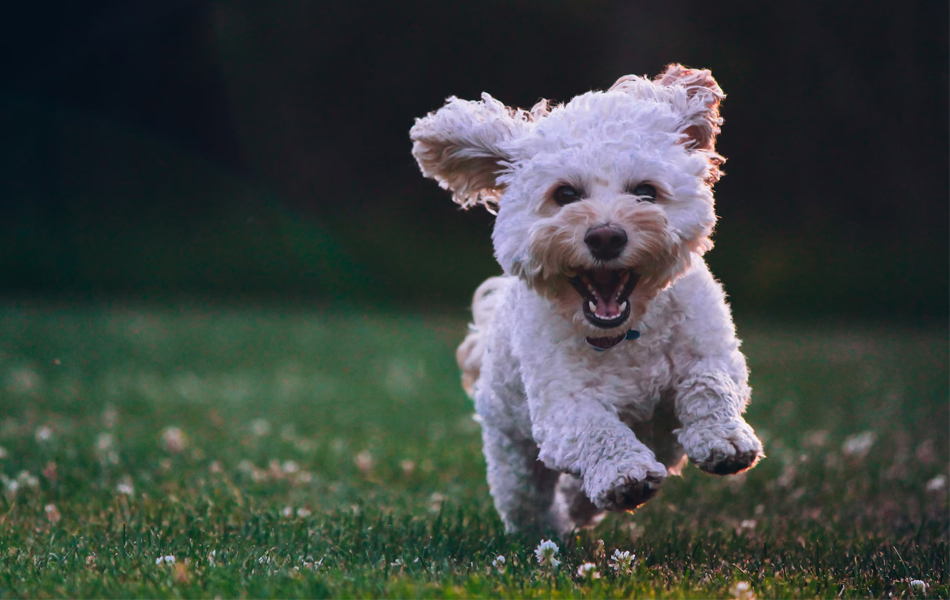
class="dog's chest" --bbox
[578,337,673,421]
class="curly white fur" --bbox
[411,64,763,536]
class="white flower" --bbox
[428,492,445,512]
[492,555,506,572]
[250,419,271,436]
[161,426,187,454]
[390,558,405,568]
[534,539,560,568]
[35,426,53,443]
[908,579,928,591]
[95,433,120,465]
[577,562,600,579]
[355,450,373,474]
[609,549,635,574]
[281,506,293,517]
[731,580,755,600]
[116,476,134,496]
[16,471,38,488]
[44,504,61,524]
[842,431,876,458]
[925,475,946,492]
[296,507,312,517]
[736,518,757,535]
[155,555,176,565]
[301,557,322,570]
[97,433,115,451]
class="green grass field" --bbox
[0,304,945,598]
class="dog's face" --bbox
[412,65,725,338]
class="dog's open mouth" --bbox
[569,268,640,329]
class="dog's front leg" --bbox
[669,264,764,475]
[480,423,561,534]
[529,392,667,512]
[674,371,763,474]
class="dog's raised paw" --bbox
[587,459,667,512]
[696,447,761,475]
[595,475,663,511]
[680,419,763,476]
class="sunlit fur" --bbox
[411,64,762,536]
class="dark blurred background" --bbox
[0,1,946,320]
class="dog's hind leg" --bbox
[481,424,561,534]
[549,473,605,534]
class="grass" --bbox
[0,303,945,598]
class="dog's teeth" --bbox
[588,301,596,312]
[619,301,627,311]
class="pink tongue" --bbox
[592,287,624,318]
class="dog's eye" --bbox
[553,185,583,206]
[630,183,657,201]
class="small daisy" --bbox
[161,426,187,454]
[534,539,560,568]
[354,450,373,474]
[44,504,61,524]
[908,579,928,591]
[926,475,946,492]
[842,431,876,458]
[155,555,176,565]
[731,580,755,600]
[250,419,271,436]
[17,471,38,488]
[116,476,134,496]
[609,549,635,574]
[576,562,600,579]
[35,426,53,442]
[492,555,506,573]
[302,557,322,570]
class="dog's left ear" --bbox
[411,93,531,210]
[653,64,725,153]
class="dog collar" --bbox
[586,329,640,351]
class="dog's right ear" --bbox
[411,93,531,210]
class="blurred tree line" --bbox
[0,1,946,319]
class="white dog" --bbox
[410,64,763,535]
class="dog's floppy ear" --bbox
[653,64,725,153]
[411,93,531,210]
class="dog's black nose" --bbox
[585,225,627,260]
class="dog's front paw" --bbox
[586,459,667,512]
[680,419,763,475]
